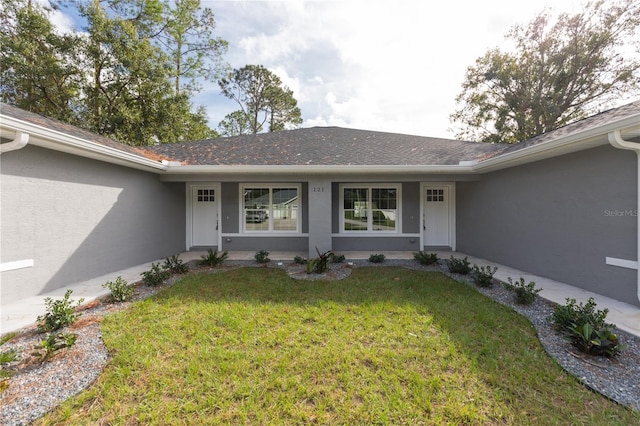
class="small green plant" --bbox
[504,277,541,305]
[0,332,17,347]
[102,276,134,302]
[306,249,334,274]
[141,263,171,287]
[0,349,17,364]
[472,265,498,288]
[446,256,471,274]
[37,289,84,332]
[40,332,78,361]
[255,250,270,264]
[413,251,439,265]
[567,323,625,358]
[551,297,610,334]
[164,254,190,273]
[368,253,386,263]
[199,249,228,267]
[294,256,307,265]
[332,253,346,263]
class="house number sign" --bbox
[312,186,325,193]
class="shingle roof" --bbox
[496,99,640,156]
[146,127,504,166]
[3,99,639,168]
[0,103,171,161]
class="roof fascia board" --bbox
[162,164,475,176]
[473,115,640,174]
[0,114,167,173]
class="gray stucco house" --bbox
[1,101,639,307]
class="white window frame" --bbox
[240,184,302,234]
[339,183,401,234]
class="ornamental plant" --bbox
[199,249,228,267]
[368,253,385,263]
[141,263,171,287]
[254,250,270,264]
[306,249,334,274]
[413,251,439,265]
[446,256,471,274]
[37,289,84,332]
[504,277,541,305]
[472,265,498,288]
[102,276,134,302]
[164,254,190,273]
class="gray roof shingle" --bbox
[3,99,639,168]
[146,127,504,166]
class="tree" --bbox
[0,0,83,124]
[159,0,228,96]
[218,65,302,135]
[218,110,253,137]
[450,0,640,144]
[75,0,219,145]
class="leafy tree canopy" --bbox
[218,65,303,136]
[450,0,640,144]
[1,0,224,145]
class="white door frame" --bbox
[420,182,456,250]
[186,182,221,249]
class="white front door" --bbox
[191,186,219,247]
[424,186,450,247]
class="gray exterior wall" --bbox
[0,146,185,304]
[457,145,638,306]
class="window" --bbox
[242,185,300,232]
[426,189,444,202]
[341,185,399,232]
[196,189,215,202]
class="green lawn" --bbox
[40,267,638,425]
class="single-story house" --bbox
[1,101,638,306]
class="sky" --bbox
[50,0,590,139]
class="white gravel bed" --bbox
[1,260,638,425]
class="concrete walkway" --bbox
[2,251,639,338]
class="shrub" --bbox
[307,249,334,274]
[368,253,385,263]
[551,297,610,334]
[164,254,190,273]
[40,332,78,361]
[37,289,84,332]
[332,254,346,263]
[294,256,307,265]
[472,265,498,288]
[413,251,439,265]
[446,256,471,274]
[504,277,541,305]
[141,263,171,287]
[102,276,134,302]
[199,249,228,267]
[567,323,625,358]
[255,250,270,264]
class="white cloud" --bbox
[53,0,596,138]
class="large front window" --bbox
[243,185,300,232]
[341,185,399,232]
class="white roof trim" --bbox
[0,114,167,172]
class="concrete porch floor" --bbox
[2,251,639,338]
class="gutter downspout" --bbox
[0,131,29,155]
[608,130,640,303]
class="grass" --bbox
[38,267,637,425]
